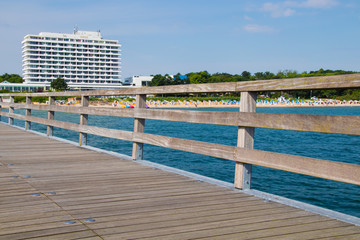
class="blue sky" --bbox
[0,0,359,78]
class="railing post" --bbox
[79,95,89,146]
[234,91,257,190]
[0,96,2,122]
[9,96,14,125]
[132,94,146,160]
[47,96,55,136]
[25,96,32,130]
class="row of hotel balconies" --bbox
[23,52,120,59]
[23,56,120,62]
[26,74,120,79]
[23,58,120,64]
[25,69,121,75]
[25,79,122,85]
[26,35,118,43]
[25,76,122,83]
[23,48,120,56]
[24,65,120,71]
[25,71,120,75]
[23,40,119,49]
[23,46,119,54]
[24,58,120,63]
[23,63,119,70]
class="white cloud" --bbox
[298,0,338,9]
[262,2,296,18]
[243,24,275,33]
[262,0,338,18]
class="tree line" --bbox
[149,69,356,86]
[149,69,359,100]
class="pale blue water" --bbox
[2,107,360,217]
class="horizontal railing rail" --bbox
[1,102,360,135]
[0,73,359,97]
[1,73,360,189]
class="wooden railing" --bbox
[1,73,360,189]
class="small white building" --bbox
[123,75,153,87]
[0,81,48,92]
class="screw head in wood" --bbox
[65,220,76,224]
[85,218,96,222]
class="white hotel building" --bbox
[22,30,122,90]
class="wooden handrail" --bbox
[0,73,360,97]
[1,102,360,135]
[0,74,360,189]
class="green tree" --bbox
[50,77,68,91]
[149,74,173,86]
[0,73,23,83]
[172,73,189,85]
[188,71,210,84]
[209,73,234,83]
[241,71,251,80]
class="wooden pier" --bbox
[1,123,360,239]
[1,74,360,239]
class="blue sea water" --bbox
[3,106,360,217]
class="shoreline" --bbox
[145,103,360,108]
[143,100,360,108]
[1,101,360,109]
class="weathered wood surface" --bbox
[0,123,359,239]
[132,94,146,160]
[79,96,89,146]
[1,73,360,97]
[234,91,256,189]
[2,103,360,136]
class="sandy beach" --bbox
[1,99,359,109]
[94,99,360,108]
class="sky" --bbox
[0,0,359,79]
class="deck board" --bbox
[0,123,359,239]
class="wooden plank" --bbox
[3,103,360,136]
[148,220,351,240]
[1,74,360,98]
[0,225,89,240]
[255,225,360,240]
[132,131,235,161]
[0,112,134,141]
[99,214,337,239]
[235,73,360,92]
[0,102,135,118]
[133,109,360,136]
[14,231,100,240]
[233,147,360,185]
